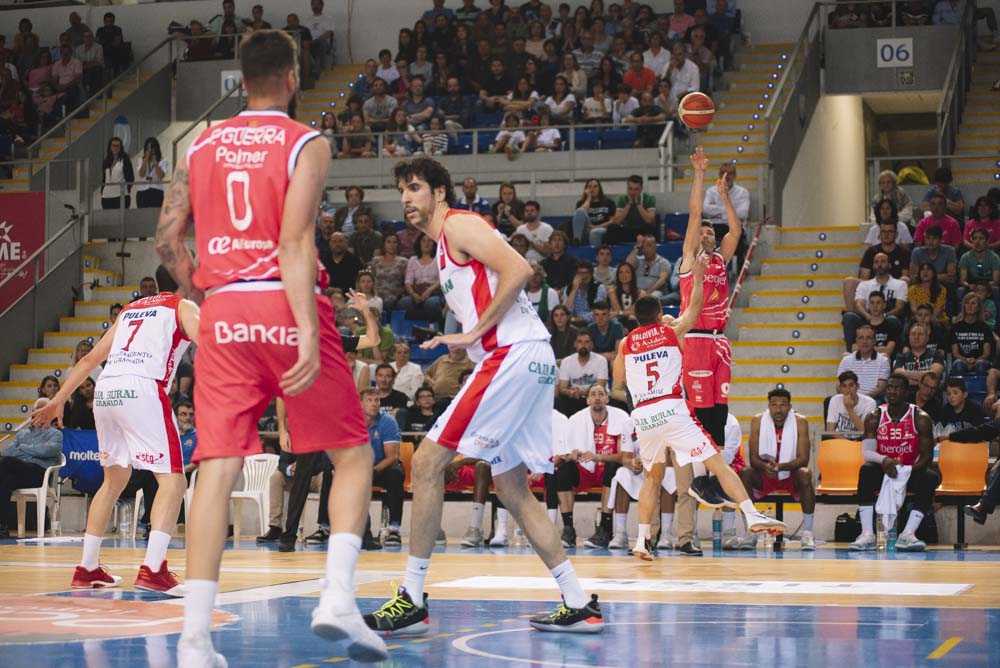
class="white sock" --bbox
[143,530,171,569]
[495,508,508,534]
[802,513,814,533]
[81,533,103,570]
[547,508,558,525]
[723,509,736,531]
[613,512,627,534]
[182,579,218,638]
[738,500,757,517]
[660,513,673,535]
[326,532,362,593]
[402,555,431,608]
[636,523,651,549]
[859,506,874,534]
[471,502,485,529]
[549,560,588,609]
[902,510,924,536]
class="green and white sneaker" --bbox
[363,586,431,637]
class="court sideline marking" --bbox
[927,637,963,660]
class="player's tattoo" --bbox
[155,168,199,300]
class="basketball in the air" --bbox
[678,92,715,130]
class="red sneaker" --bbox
[72,565,123,589]
[134,561,185,597]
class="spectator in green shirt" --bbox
[958,227,1000,301]
[605,174,657,245]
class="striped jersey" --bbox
[101,293,191,385]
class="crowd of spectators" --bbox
[827,0,998,48]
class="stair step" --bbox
[93,286,141,302]
[74,302,120,319]
[729,379,833,399]
[9,364,68,383]
[748,290,843,308]
[732,306,842,325]
[26,349,75,366]
[732,339,846,358]
[737,323,844,341]
[771,243,859,260]
[0,400,35,421]
[744,275,847,291]
[43,331,104,348]
[59,317,112,333]
[760,257,857,276]
[0,383,39,401]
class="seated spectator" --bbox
[841,252,908,351]
[323,231,364,292]
[514,200,553,263]
[491,182,526,237]
[829,2,868,28]
[958,228,1000,298]
[26,50,53,96]
[608,262,640,328]
[479,58,514,112]
[75,31,103,98]
[548,304,579,361]
[362,78,397,132]
[67,339,102,383]
[502,76,539,117]
[642,31,671,78]
[865,200,913,248]
[703,163,750,229]
[348,209,383,264]
[573,178,617,246]
[208,0,243,33]
[624,90,668,148]
[826,370,877,435]
[915,193,962,246]
[857,291,900,360]
[355,59,378,98]
[907,303,950,353]
[909,225,957,288]
[572,29,604,78]
[402,75,435,130]
[345,350,370,391]
[626,234,671,299]
[603,175,657,245]
[549,384,628,547]
[686,26,716,91]
[373,364,410,420]
[186,21,215,61]
[334,185,365,234]
[556,331,609,416]
[370,234,408,312]
[382,108,418,157]
[438,77,472,131]
[973,281,997,330]
[353,271,383,316]
[400,233,444,323]
[336,95,363,127]
[565,261,608,325]
[375,49,399,85]
[424,348,475,403]
[64,376,96,429]
[542,230,577,294]
[337,113,375,158]
[409,46,433,83]
[318,113,340,154]
[588,301,625,362]
[594,245,616,286]
[623,52,656,94]
[740,388,816,551]
[511,230,530,257]
[259,446,322,542]
[454,177,491,216]
[214,21,240,60]
[612,83,640,127]
[524,107,562,151]
[526,262,560,320]
[0,398,63,537]
[666,41,700,109]
[893,323,946,391]
[493,112,527,159]
[401,385,439,432]
[542,75,577,124]
[283,15,313,88]
[870,170,915,226]
[37,375,60,400]
[849,374,939,552]
[950,292,993,376]
[581,81,612,123]
[837,325,890,398]
[390,343,424,402]
[860,221,911,281]
[922,166,966,219]
[559,52,588,99]
[96,12,128,76]
[936,378,985,443]
[964,196,1000,253]
[51,45,83,112]
[359,388,406,546]
[900,1,931,26]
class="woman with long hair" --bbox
[135,137,168,208]
[37,375,60,399]
[399,233,445,324]
[523,56,552,97]
[369,234,408,312]
[950,291,993,376]
[100,136,134,209]
[26,50,53,94]
[559,52,588,99]
[383,108,418,157]
[526,20,548,58]
[397,28,416,62]
[64,376,97,430]
[355,270,383,315]
[563,260,607,325]
[864,197,913,246]
[412,20,429,50]
[547,304,579,362]
[491,182,526,237]
[543,75,576,125]
[572,177,616,245]
[429,52,451,96]
[67,339,102,383]
[503,76,540,114]
[963,196,1000,253]
[319,112,340,154]
[608,262,640,329]
[908,262,948,326]
[592,55,621,96]
[448,23,476,77]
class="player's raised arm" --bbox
[611,338,628,404]
[716,174,742,265]
[670,253,707,337]
[679,147,709,273]
[177,299,201,345]
[155,166,201,303]
[278,136,331,395]
[30,324,117,428]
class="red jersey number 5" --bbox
[645,361,660,391]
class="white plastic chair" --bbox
[230,454,278,539]
[11,453,66,538]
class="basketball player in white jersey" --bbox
[612,271,786,560]
[365,157,603,636]
[32,267,197,595]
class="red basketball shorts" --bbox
[445,463,479,492]
[682,334,732,408]
[753,474,801,501]
[193,283,368,463]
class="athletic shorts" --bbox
[607,465,676,508]
[193,283,368,463]
[682,334,732,408]
[754,474,801,501]
[94,375,183,474]
[428,340,556,477]
[632,397,719,471]
[445,463,479,492]
[577,464,605,492]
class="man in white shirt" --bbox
[826,370,877,435]
[306,0,336,77]
[612,84,640,126]
[703,163,749,225]
[515,201,554,264]
[836,326,891,398]
[556,332,609,417]
[842,253,908,351]
[390,342,424,402]
[666,41,701,109]
[642,32,671,78]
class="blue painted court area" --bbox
[1,592,995,667]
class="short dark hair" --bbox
[576,260,594,272]
[174,399,194,412]
[415,386,435,400]
[915,303,933,312]
[393,157,456,206]
[634,295,662,325]
[524,200,541,210]
[921,371,941,384]
[240,30,297,95]
[409,73,425,84]
[374,363,396,377]
[924,224,943,238]
[379,48,391,58]
[945,378,967,393]
[109,302,123,316]
[574,330,592,342]
[154,267,177,293]
[591,300,610,312]
[933,167,953,183]
[767,387,791,402]
[627,174,643,187]
[971,227,989,241]
[887,372,909,388]
[837,370,859,384]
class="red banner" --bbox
[0,193,46,315]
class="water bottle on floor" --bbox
[761,508,774,552]
[876,515,887,552]
[887,527,897,553]
[712,509,723,552]
[120,501,132,538]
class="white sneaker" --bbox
[721,530,740,550]
[895,532,926,552]
[800,532,816,551]
[488,529,508,547]
[608,531,629,550]
[745,511,787,534]
[435,529,447,546]
[311,579,388,663]
[656,533,675,551]
[460,527,483,547]
[736,533,758,551]
[848,532,876,551]
[177,632,228,668]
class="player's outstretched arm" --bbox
[679,147,709,273]
[670,253,707,337]
[178,299,201,345]
[716,174,742,265]
[350,290,382,351]
[278,137,331,396]
[610,339,628,403]
[155,166,201,303]
[30,324,117,428]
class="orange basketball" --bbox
[678,92,715,130]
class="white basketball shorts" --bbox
[632,397,718,471]
[607,465,677,508]
[93,375,183,474]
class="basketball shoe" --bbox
[177,632,228,668]
[529,594,604,633]
[135,561,185,597]
[72,565,122,589]
[745,510,787,534]
[311,578,388,661]
[364,585,431,637]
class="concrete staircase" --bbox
[729,225,862,440]
[297,64,365,127]
[953,49,1000,184]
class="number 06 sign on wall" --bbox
[876,38,913,68]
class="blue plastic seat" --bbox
[569,247,597,262]
[476,132,494,153]
[449,133,474,154]
[573,128,600,150]
[602,127,636,149]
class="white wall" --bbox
[781,95,867,229]
[7,0,817,65]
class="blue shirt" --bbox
[180,429,197,466]
[454,196,491,216]
[368,413,401,464]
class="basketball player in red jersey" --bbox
[849,373,938,552]
[32,267,197,596]
[364,158,603,637]
[678,147,742,509]
[155,30,385,665]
